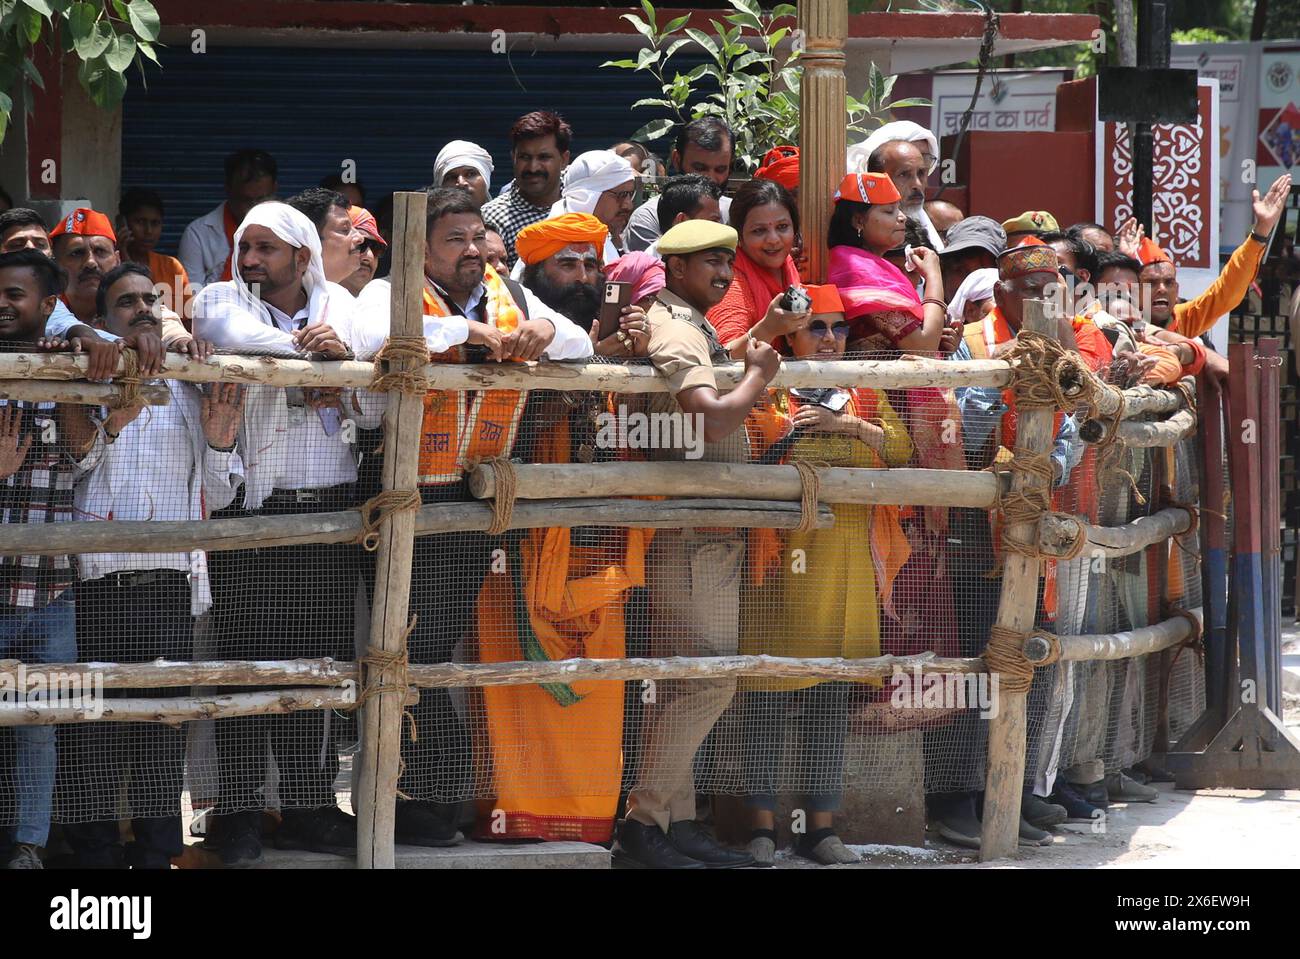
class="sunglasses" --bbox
[806,320,851,338]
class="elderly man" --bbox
[541,149,637,263]
[924,199,964,242]
[434,140,495,208]
[50,208,121,325]
[624,118,735,253]
[482,111,573,268]
[341,206,387,296]
[0,249,106,870]
[851,120,944,249]
[287,188,366,286]
[179,148,278,292]
[192,202,372,866]
[351,189,592,846]
[612,219,780,869]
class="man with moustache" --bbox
[59,262,245,868]
[851,120,944,250]
[482,111,573,269]
[340,206,387,296]
[625,118,736,253]
[0,249,105,869]
[351,189,592,846]
[433,140,495,209]
[538,150,637,264]
[192,201,374,866]
[612,219,779,869]
[287,188,366,287]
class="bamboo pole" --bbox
[469,463,1001,508]
[0,352,1012,393]
[1023,608,1202,663]
[0,688,355,727]
[1080,380,1190,438]
[1115,407,1197,447]
[355,191,427,870]
[980,299,1058,861]
[797,0,847,283]
[2,652,987,693]
[1037,507,1193,560]
[0,379,169,406]
[0,497,833,556]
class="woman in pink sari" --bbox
[825,172,960,664]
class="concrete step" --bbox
[238,839,610,869]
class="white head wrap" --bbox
[847,120,940,175]
[434,140,494,188]
[549,150,636,218]
[947,267,999,325]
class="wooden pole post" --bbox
[354,191,427,869]
[979,299,1059,861]
[1257,338,1283,716]
[797,0,847,284]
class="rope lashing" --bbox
[357,617,420,800]
[107,347,142,410]
[983,625,1058,694]
[792,459,822,534]
[369,335,431,395]
[481,457,518,535]
[356,489,423,551]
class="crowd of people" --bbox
[0,108,1290,871]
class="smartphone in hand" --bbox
[598,281,633,341]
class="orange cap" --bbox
[832,172,901,206]
[754,146,799,191]
[805,284,845,315]
[1137,236,1172,266]
[348,206,387,247]
[49,207,116,243]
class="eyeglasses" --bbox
[807,321,850,338]
[604,189,637,203]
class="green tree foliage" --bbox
[0,0,162,142]
[602,0,928,172]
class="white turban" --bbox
[434,140,494,188]
[549,150,636,219]
[847,120,940,175]
[196,202,333,354]
[947,267,999,325]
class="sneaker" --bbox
[274,806,357,857]
[1018,817,1054,846]
[928,793,982,849]
[1021,792,1068,828]
[202,811,263,868]
[1050,782,1104,823]
[394,800,462,848]
[796,831,861,865]
[1105,772,1159,803]
[666,820,755,868]
[5,843,43,869]
[747,830,777,868]
[612,819,706,869]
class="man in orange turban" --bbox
[514,212,608,268]
[514,213,609,334]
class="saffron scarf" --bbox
[827,244,924,325]
[731,247,802,327]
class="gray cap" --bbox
[940,215,1006,259]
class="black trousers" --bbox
[399,528,492,804]
[59,571,191,867]
[742,682,851,813]
[208,487,358,814]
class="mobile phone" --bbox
[598,281,633,341]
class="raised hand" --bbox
[1252,173,1293,238]
[0,405,33,479]
[201,383,246,449]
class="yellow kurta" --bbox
[740,389,912,692]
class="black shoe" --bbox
[666,820,755,868]
[928,793,982,849]
[1021,792,1068,828]
[1083,780,1110,809]
[611,819,706,869]
[394,800,462,848]
[1050,782,1104,823]
[274,806,356,857]
[203,811,263,868]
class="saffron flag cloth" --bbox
[475,414,647,843]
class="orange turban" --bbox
[755,146,799,191]
[348,206,386,247]
[514,212,609,266]
[832,172,900,206]
[50,207,116,243]
[1137,236,1172,266]
[805,284,844,315]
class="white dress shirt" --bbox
[177,202,232,294]
[352,275,594,361]
[75,380,244,616]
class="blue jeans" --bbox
[0,592,76,847]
